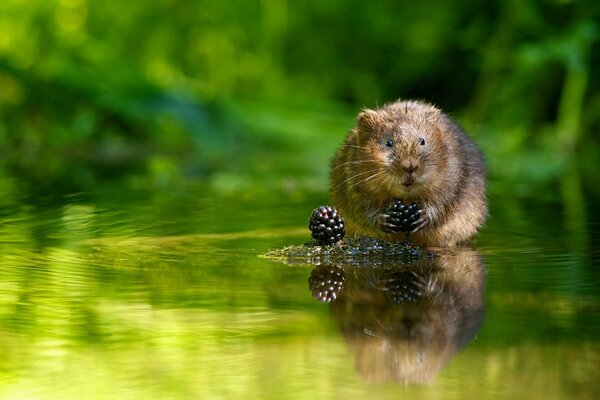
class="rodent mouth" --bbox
[385,172,421,196]
[403,176,415,187]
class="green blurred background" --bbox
[0,0,599,199]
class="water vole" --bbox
[330,99,487,247]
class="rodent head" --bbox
[351,100,450,199]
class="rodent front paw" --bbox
[411,209,428,232]
[379,214,398,233]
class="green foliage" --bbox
[0,0,598,196]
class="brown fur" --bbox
[331,99,487,247]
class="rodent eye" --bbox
[385,139,394,148]
[418,137,425,146]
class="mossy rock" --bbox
[263,236,434,267]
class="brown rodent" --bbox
[330,99,487,247]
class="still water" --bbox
[0,182,598,399]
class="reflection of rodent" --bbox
[331,99,487,247]
[326,248,485,384]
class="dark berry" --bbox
[386,200,421,233]
[385,270,422,304]
[308,265,345,303]
[308,205,345,245]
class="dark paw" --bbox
[379,214,398,233]
[410,210,428,232]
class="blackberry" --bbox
[386,200,421,233]
[308,205,345,245]
[308,265,345,303]
[385,270,422,304]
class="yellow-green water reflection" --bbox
[0,185,598,399]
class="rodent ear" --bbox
[356,109,379,132]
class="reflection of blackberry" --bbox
[385,270,422,304]
[308,265,345,303]
[308,206,345,245]
[386,200,421,233]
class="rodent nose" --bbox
[402,162,418,173]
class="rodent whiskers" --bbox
[339,144,368,150]
[334,168,386,190]
[374,174,393,193]
[331,159,373,171]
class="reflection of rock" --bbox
[308,247,485,384]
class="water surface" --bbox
[0,183,598,399]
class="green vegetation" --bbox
[0,0,598,198]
